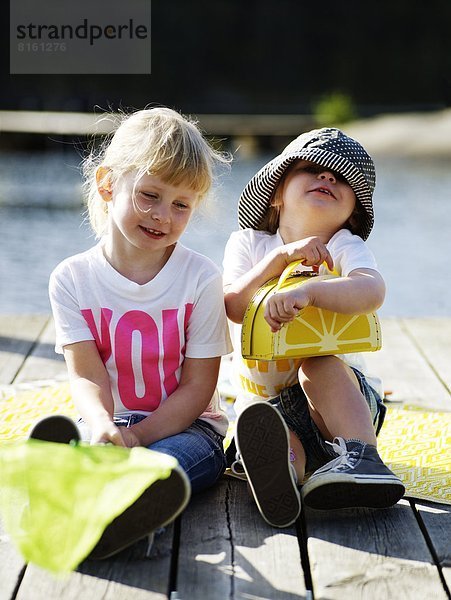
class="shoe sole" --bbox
[302,474,405,510]
[235,402,301,528]
[89,465,191,559]
[29,415,81,444]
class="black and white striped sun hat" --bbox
[238,127,376,240]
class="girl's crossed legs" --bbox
[147,419,226,493]
[284,355,384,481]
[79,415,226,494]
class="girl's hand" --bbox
[91,419,126,446]
[281,236,334,271]
[118,426,141,448]
[264,286,311,332]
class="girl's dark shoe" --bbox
[89,465,190,559]
[235,402,301,528]
[29,415,81,444]
[302,437,405,510]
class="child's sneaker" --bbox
[302,437,405,510]
[29,415,81,444]
[235,402,301,528]
[89,464,190,559]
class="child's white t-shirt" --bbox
[49,241,233,436]
[222,228,383,416]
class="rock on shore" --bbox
[343,109,451,157]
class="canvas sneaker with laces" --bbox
[235,402,301,528]
[302,437,405,510]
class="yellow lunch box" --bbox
[241,261,382,361]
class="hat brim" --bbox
[238,148,374,240]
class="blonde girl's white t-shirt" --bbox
[222,228,383,415]
[49,241,233,436]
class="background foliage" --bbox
[2,0,450,115]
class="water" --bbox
[0,151,449,316]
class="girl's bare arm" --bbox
[130,356,221,447]
[63,341,125,445]
[225,237,333,323]
[265,268,385,331]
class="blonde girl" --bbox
[48,107,232,557]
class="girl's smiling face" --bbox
[277,160,357,241]
[99,170,199,259]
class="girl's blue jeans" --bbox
[77,414,226,494]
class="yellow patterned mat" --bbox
[1,383,450,505]
[378,404,450,505]
[0,383,77,442]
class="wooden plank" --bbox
[0,519,26,600]
[304,500,448,599]
[177,478,306,599]
[415,501,451,592]
[0,315,49,385]
[228,478,306,599]
[15,528,174,600]
[176,479,233,599]
[401,318,451,397]
[364,318,451,410]
[14,318,67,384]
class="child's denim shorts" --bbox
[269,367,386,474]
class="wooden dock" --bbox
[0,315,450,600]
[0,110,315,137]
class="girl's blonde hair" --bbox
[83,107,230,237]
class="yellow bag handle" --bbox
[275,260,339,292]
[275,260,305,291]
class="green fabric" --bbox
[0,440,177,573]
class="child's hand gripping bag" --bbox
[241,261,382,361]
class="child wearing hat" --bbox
[223,128,405,527]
